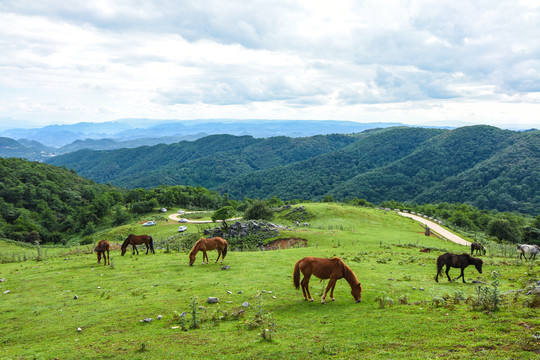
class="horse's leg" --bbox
[322,278,337,304]
[435,264,441,282]
[145,243,149,255]
[445,265,452,282]
[215,249,222,263]
[301,275,313,301]
[459,268,466,283]
[106,250,109,265]
[202,250,208,264]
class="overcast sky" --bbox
[1,0,539,129]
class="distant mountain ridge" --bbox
[0,119,406,147]
[45,125,540,214]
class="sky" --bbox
[1,0,540,130]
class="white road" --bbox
[398,212,471,247]
[168,211,241,224]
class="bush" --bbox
[244,201,274,221]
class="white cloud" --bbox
[0,0,539,128]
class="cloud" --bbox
[1,0,540,128]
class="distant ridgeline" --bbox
[44,125,540,215]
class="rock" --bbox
[526,288,540,296]
[272,296,277,299]
[221,266,231,270]
[237,290,243,294]
[3,290,10,294]
[419,288,425,291]
[0,278,5,282]
[207,297,219,304]
[242,301,250,307]
[73,295,78,300]
[157,315,162,320]
[143,318,153,322]
[227,291,232,294]
[77,327,82,332]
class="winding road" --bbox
[398,212,471,247]
[168,211,241,224]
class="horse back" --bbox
[300,257,343,280]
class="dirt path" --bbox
[398,212,471,247]
[168,212,241,224]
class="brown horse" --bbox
[121,234,155,256]
[470,242,486,255]
[435,253,483,283]
[293,257,362,304]
[189,237,228,266]
[94,240,110,265]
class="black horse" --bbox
[435,253,483,283]
[470,242,486,255]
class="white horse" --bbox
[517,244,540,260]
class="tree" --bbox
[486,218,519,243]
[244,200,274,221]
[211,206,236,229]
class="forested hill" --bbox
[46,126,540,214]
[46,133,359,188]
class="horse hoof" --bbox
[321,301,326,305]
[309,299,314,302]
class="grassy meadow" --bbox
[0,204,539,359]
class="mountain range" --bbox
[45,125,540,215]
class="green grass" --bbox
[1,204,539,359]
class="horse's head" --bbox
[352,283,362,303]
[121,235,132,256]
[475,258,484,274]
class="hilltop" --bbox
[46,126,540,214]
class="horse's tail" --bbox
[149,236,155,254]
[222,240,228,259]
[293,259,302,289]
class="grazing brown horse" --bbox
[121,234,155,256]
[293,257,362,304]
[94,240,110,265]
[470,242,486,255]
[189,237,228,266]
[435,253,483,283]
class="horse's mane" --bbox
[338,258,360,285]
[121,236,132,249]
[189,237,205,256]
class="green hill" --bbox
[45,126,540,214]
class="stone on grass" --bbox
[143,318,154,322]
[242,301,250,307]
[237,290,243,294]
[207,297,219,304]
[77,327,82,332]
[157,315,162,320]
[221,266,231,270]
[73,295,78,300]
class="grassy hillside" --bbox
[1,204,538,359]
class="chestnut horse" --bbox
[435,253,483,283]
[293,257,362,304]
[121,234,155,256]
[189,237,228,266]
[94,239,110,265]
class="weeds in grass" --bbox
[173,310,188,331]
[473,271,501,312]
[137,343,147,353]
[374,292,394,308]
[244,292,277,341]
[189,296,200,329]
